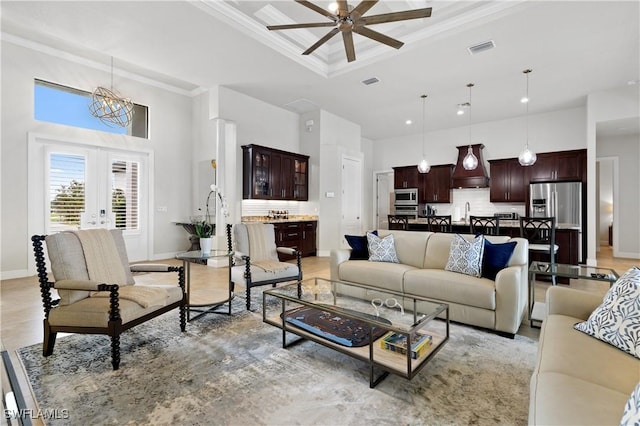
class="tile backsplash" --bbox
[428,188,526,221]
[241,200,319,217]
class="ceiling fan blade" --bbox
[362,8,432,25]
[353,26,404,49]
[295,0,336,20]
[303,27,340,55]
[337,0,349,17]
[342,30,356,62]
[351,0,378,18]
[268,22,337,30]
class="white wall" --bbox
[597,159,614,245]
[587,85,640,264]
[1,41,193,276]
[596,134,640,258]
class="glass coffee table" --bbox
[528,261,619,327]
[175,250,233,321]
[263,278,449,388]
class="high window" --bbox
[34,79,148,138]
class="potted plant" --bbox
[194,221,214,255]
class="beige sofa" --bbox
[529,286,640,425]
[330,230,529,337]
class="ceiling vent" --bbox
[467,40,495,55]
[361,77,380,86]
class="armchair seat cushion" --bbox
[231,263,300,286]
[48,285,184,328]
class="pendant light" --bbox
[462,83,478,170]
[88,57,134,128]
[518,69,537,166]
[417,94,431,173]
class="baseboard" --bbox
[0,269,31,280]
[614,251,640,260]
[151,252,180,261]
[318,250,331,257]
[206,258,228,268]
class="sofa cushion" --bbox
[338,260,415,293]
[574,266,640,359]
[482,239,517,280]
[445,234,484,278]
[621,382,640,426]
[537,314,639,393]
[344,230,377,260]
[403,269,496,310]
[378,230,430,268]
[367,232,399,263]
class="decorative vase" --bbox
[199,237,212,255]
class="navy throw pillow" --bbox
[345,230,377,260]
[482,239,517,280]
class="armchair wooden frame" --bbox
[31,235,187,370]
[226,224,302,310]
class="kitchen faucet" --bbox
[465,202,471,224]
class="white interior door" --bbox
[29,137,150,262]
[341,155,362,246]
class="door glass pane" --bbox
[49,153,85,232]
[112,160,139,230]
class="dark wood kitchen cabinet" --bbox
[273,221,317,261]
[420,164,454,203]
[242,144,309,201]
[393,166,420,189]
[489,158,526,202]
[527,149,586,183]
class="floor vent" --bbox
[467,40,496,55]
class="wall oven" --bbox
[394,188,418,205]
[393,205,418,219]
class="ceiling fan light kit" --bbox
[267,0,432,63]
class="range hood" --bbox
[451,144,490,188]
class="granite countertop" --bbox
[408,218,580,230]
[242,215,318,223]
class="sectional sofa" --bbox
[330,230,529,337]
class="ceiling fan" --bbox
[266,0,432,63]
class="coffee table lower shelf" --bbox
[264,313,448,388]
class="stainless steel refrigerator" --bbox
[529,182,582,260]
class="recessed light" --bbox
[521,96,529,103]
[405,119,413,125]
[628,79,639,86]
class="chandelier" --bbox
[518,69,537,166]
[417,94,431,174]
[88,57,134,128]
[462,83,478,170]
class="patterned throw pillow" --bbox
[574,267,640,359]
[367,232,399,263]
[445,234,485,278]
[620,381,640,426]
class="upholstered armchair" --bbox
[31,229,186,370]
[226,223,302,310]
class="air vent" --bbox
[467,40,496,55]
[361,77,380,85]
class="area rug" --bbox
[17,297,537,426]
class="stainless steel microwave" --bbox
[394,188,418,205]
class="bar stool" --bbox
[470,216,501,235]
[520,216,559,285]
[388,215,408,230]
[427,215,452,233]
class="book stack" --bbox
[380,332,432,359]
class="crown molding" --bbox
[1,32,202,97]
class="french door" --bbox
[29,136,150,262]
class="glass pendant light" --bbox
[518,69,537,166]
[462,83,478,170]
[417,94,431,173]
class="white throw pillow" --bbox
[444,234,485,278]
[367,232,399,263]
[574,267,640,359]
[620,381,640,426]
